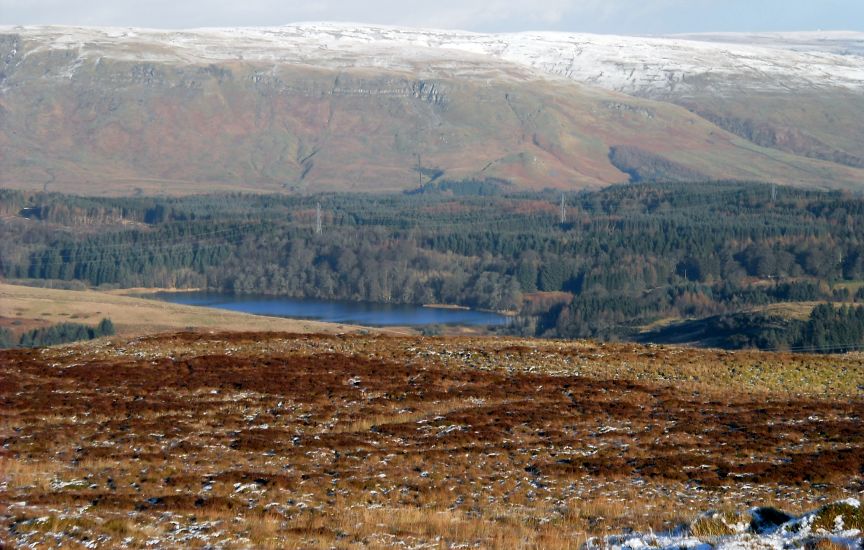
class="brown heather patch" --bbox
[1,332,863,547]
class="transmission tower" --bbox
[315,202,322,235]
[771,184,777,203]
[560,193,566,225]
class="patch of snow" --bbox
[590,499,863,550]
[49,478,89,490]
[232,482,261,494]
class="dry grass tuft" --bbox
[811,503,864,531]
[689,514,736,538]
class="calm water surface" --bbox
[151,291,509,327]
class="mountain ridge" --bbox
[2,24,863,194]
[5,24,863,93]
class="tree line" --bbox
[0,319,115,349]
[2,181,863,349]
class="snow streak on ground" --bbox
[594,498,863,550]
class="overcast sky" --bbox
[1,0,861,34]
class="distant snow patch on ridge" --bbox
[671,31,864,56]
[2,23,864,94]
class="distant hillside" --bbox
[1,25,863,194]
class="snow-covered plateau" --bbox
[2,23,864,96]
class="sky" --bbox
[0,0,861,34]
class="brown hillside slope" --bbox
[2,36,864,194]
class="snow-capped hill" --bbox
[2,23,864,194]
[483,30,864,95]
[4,23,864,95]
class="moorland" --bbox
[2,331,863,548]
